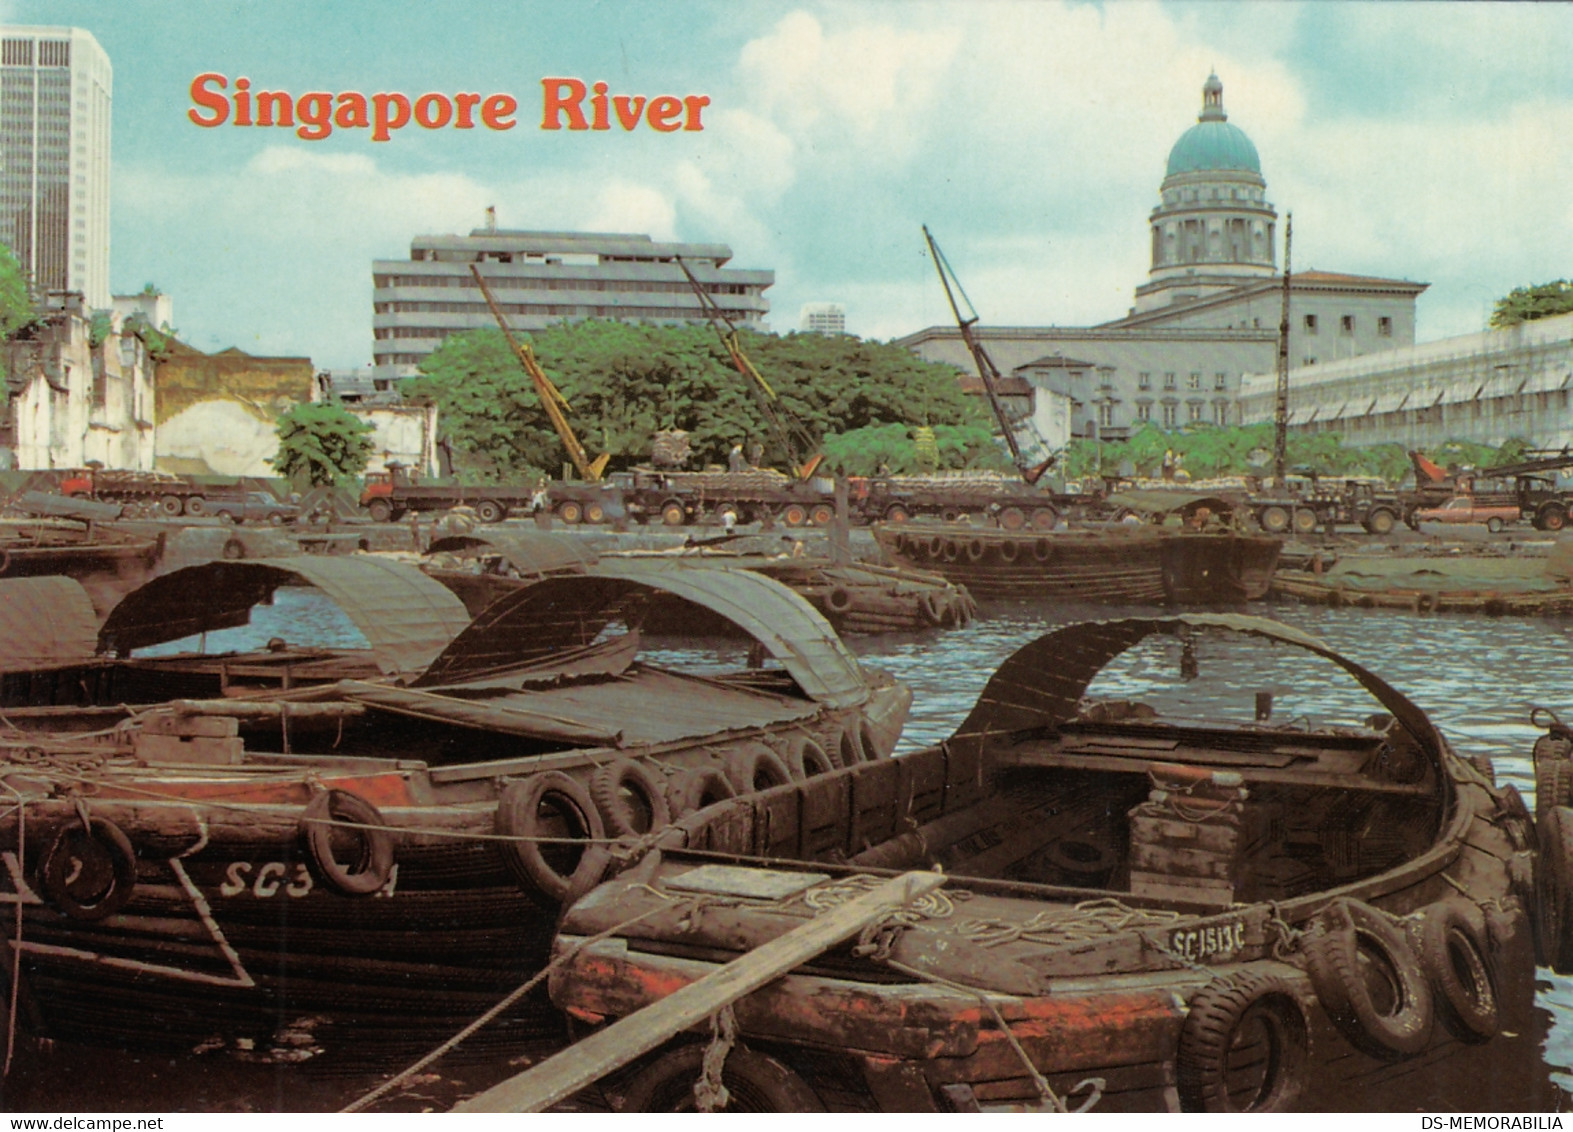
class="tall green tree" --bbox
[403,321,995,480]
[272,401,375,486]
[0,241,36,339]
[1491,280,1573,329]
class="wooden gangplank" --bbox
[453,869,948,1113]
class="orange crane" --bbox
[469,264,609,482]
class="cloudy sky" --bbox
[8,1,1573,369]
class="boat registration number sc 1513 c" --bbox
[1170,920,1246,961]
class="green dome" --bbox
[1166,121,1261,176]
[1164,74,1260,177]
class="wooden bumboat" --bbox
[874,523,1280,603]
[0,560,910,1061]
[530,615,1543,1112]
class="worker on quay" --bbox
[728,443,747,473]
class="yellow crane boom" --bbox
[469,264,609,482]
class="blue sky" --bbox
[7,1,1572,369]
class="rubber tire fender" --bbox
[668,765,738,817]
[1536,804,1573,972]
[838,724,868,767]
[590,758,673,838]
[724,743,795,795]
[621,1040,825,1112]
[301,789,396,896]
[495,772,606,905]
[825,586,854,614]
[1303,896,1434,1059]
[919,589,947,626]
[998,539,1020,563]
[39,815,138,921]
[1416,899,1499,1043]
[964,538,987,562]
[1176,967,1310,1113]
[783,737,835,779]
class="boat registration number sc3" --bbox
[1170,920,1246,961]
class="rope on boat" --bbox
[796,872,958,921]
[954,897,1181,950]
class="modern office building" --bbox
[371,225,773,378]
[899,75,1427,441]
[0,25,111,309]
[799,302,846,335]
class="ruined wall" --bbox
[2,305,156,470]
[152,344,317,476]
[356,402,438,476]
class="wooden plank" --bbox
[453,869,948,1113]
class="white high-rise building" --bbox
[799,302,846,335]
[0,26,112,309]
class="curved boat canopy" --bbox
[952,613,1443,765]
[0,577,98,669]
[97,556,472,676]
[417,559,868,708]
[426,530,598,577]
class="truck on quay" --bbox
[59,467,241,518]
[360,465,551,524]
[1246,474,1406,536]
[1401,449,1573,532]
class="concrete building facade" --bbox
[0,26,111,309]
[1238,310,1573,452]
[371,226,773,379]
[899,75,1427,444]
[1,295,154,470]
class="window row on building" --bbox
[376,302,738,321]
[373,274,755,297]
[1302,313,1393,337]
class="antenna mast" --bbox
[1273,214,1293,487]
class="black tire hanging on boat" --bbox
[1176,967,1310,1113]
[1536,804,1573,972]
[621,1041,826,1112]
[39,815,138,921]
[1537,757,1573,822]
[589,759,673,838]
[669,766,738,817]
[784,737,836,779]
[838,725,868,767]
[1302,897,1433,1059]
[998,539,1020,563]
[825,586,854,614]
[301,789,395,896]
[724,744,795,795]
[1416,899,1499,1043]
[495,772,606,905]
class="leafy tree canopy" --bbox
[0,241,36,339]
[1061,422,1531,485]
[1491,280,1573,330]
[402,321,995,482]
[272,400,375,486]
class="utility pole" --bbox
[1273,214,1293,488]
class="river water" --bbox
[43,588,1573,1108]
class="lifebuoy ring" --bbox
[669,765,738,817]
[1416,899,1498,1043]
[998,540,1020,563]
[622,1040,826,1112]
[494,772,606,905]
[825,586,854,614]
[39,815,138,920]
[1177,968,1309,1112]
[1303,897,1433,1058]
[301,789,395,896]
[1033,538,1053,562]
[724,744,795,794]
[589,759,672,838]
[784,737,835,779]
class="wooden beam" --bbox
[453,869,948,1113]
